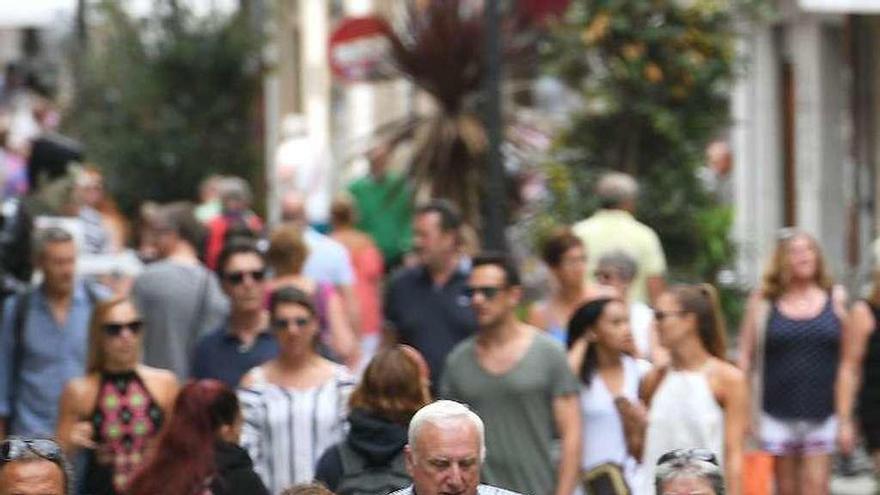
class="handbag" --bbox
[582,462,631,495]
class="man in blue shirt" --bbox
[0,227,103,438]
[191,239,279,387]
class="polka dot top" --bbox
[762,295,841,420]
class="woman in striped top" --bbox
[238,286,356,494]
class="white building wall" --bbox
[732,8,853,287]
[731,24,784,287]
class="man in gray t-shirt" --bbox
[132,202,228,379]
[440,253,582,495]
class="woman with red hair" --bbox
[314,345,431,494]
[127,380,268,495]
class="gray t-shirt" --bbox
[132,260,229,379]
[440,330,580,495]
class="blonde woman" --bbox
[738,229,847,495]
[57,297,178,494]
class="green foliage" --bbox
[64,2,264,216]
[537,0,764,283]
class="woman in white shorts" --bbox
[738,229,847,495]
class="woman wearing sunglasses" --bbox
[266,224,358,368]
[639,284,747,495]
[238,286,356,494]
[56,297,179,494]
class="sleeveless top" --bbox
[762,295,840,419]
[580,356,650,491]
[858,302,880,424]
[84,371,164,494]
[238,364,356,495]
[639,366,724,495]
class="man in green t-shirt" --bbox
[348,145,413,270]
[440,253,582,495]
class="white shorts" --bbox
[760,413,837,456]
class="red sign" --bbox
[329,16,395,83]
[520,0,571,23]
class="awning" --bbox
[800,0,880,13]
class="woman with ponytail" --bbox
[127,380,268,495]
[567,297,651,493]
[738,230,846,495]
[639,284,747,495]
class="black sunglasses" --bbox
[103,320,144,337]
[273,317,312,330]
[1,438,64,465]
[224,269,266,285]
[463,285,505,300]
[656,448,719,466]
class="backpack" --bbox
[334,443,411,495]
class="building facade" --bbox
[732,0,880,291]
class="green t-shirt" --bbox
[440,331,580,495]
[347,173,413,264]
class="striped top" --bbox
[238,365,356,494]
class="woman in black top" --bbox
[127,380,268,495]
[839,269,880,473]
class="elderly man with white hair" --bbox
[390,400,523,495]
[572,171,667,304]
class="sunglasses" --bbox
[1,438,64,465]
[102,320,144,337]
[273,317,312,330]
[656,448,719,466]
[224,269,266,285]
[653,310,689,322]
[463,285,505,300]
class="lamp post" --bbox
[483,0,507,251]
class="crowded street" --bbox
[3,1,880,495]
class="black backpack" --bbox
[334,443,411,495]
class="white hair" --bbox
[408,400,486,461]
[596,172,639,208]
[655,457,725,495]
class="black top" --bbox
[384,264,477,388]
[315,409,410,492]
[858,302,880,424]
[210,441,270,495]
[763,295,841,420]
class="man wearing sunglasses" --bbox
[440,253,582,495]
[0,227,107,440]
[0,438,70,495]
[191,239,279,387]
